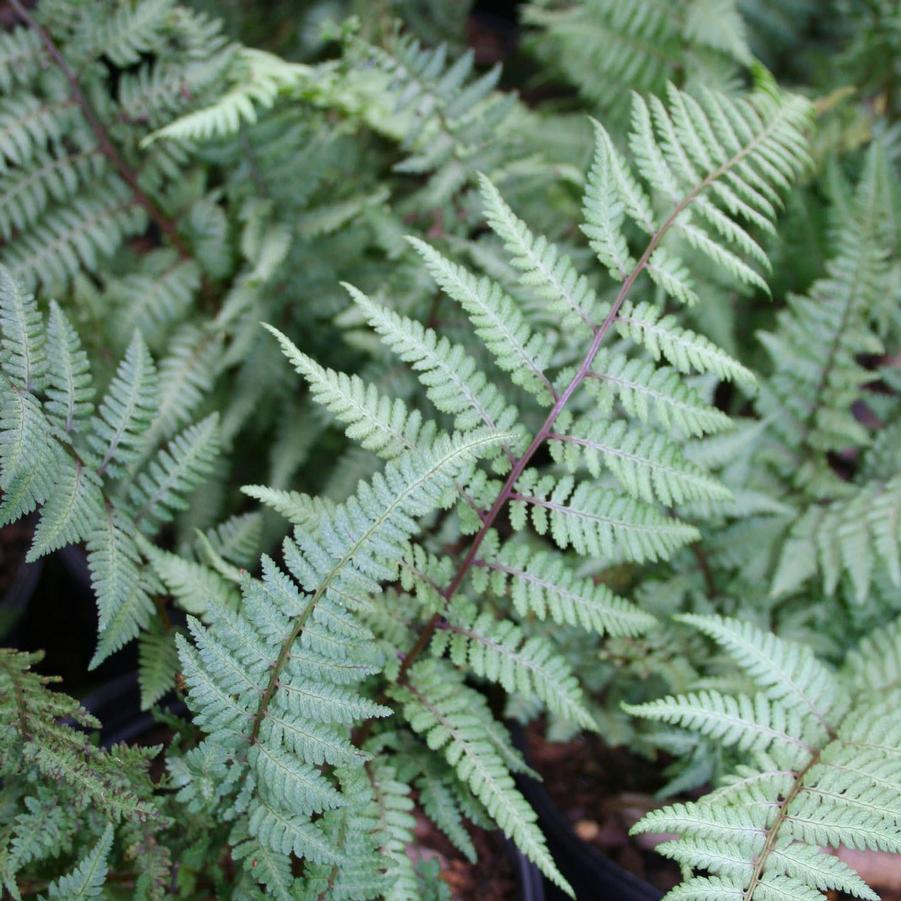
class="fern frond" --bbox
[240,485,334,530]
[109,252,202,345]
[585,350,732,437]
[346,283,521,442]
[0,27,44,93]
[177,430,508,887]
[137,621,179,709]
[74,0,175,66]
[128,413,220,529]
[408,235,556,402]
[88,331,158,474]
[434,600,596,729]
[27,457,103,561]
[524,0,751,116]
[3,180,146,291]
[676,614,841,731]
[45,824,113,899]
[616,300,756,386]
[86,509,154,668]
[625,690,811,758]
[200,511,262,568]
[365,31,515,206]
[45,300,94,435]
[474,543,656,636]
[771,475,901,604]
[145,48,312,144]
[0,145,104,241]
[629,616,901,900]
[139,535,237,615]
[581,119,646,275]
[413,756,478,862]
[0,648,164,830]
[146,322,218,442]
[479,174,604,333]
[0,265,45,391]
[265,324,435,460]
[0,395,59,527]
[549,416,731,505]
[756,143,895,491]
[368,762,420,901]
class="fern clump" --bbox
[0,1,897,897]
[0,648,166,898]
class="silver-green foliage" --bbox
[179,78,810,894]
[524,0,752,118]
[0,0,233,291]
[0,267,219,671]
[627,615,901,901]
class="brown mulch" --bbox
[525,723,683,894]
[413,810,516,900]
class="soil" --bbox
[525,723,682,894]
[412,809,517,900]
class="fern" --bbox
[433,599,597,729]
[757,142,895,493]
[772,473,901,604]
[45,825,114,900]
[361,30,516,208]
[0,0,234,291]
[392,659,570,891]
[524,0,752,118]
[0,266,220,672]
[626,615,901,900]
[0,649,164,898]
[175,429,518,891]
[1,7,873,896]
[180,77,809,893]
[144,48,313,144]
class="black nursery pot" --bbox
[79,669,185,747]
[512,727,662,901]
[509,840,547,901]
[11,546,142,694]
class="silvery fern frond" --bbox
[626,615,901,901]
[0,266,221,672]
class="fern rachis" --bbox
[392,83,810,679]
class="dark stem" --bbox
[391,111,785,683]
[743,749,821,899]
